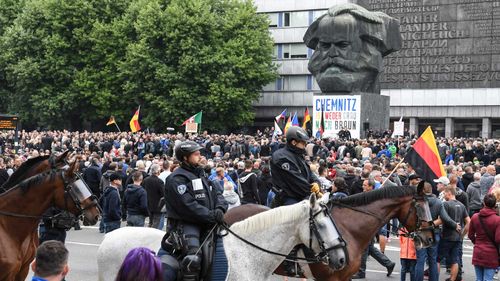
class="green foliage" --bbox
[0,0,276,131]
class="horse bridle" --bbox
[398,197,435,240]
[330,195,434,238]
[220,203,345,264]
[60,168,100,215]
[0,169,98,219]
[308,203,348,264]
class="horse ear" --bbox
[309,193,317,208]
[56,150,70,164]
[416,181,425,196]
[64,160,79,179]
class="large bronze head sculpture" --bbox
[304,4,402,93]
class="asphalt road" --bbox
[25,223,484,281]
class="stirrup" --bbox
[283,259,304,278]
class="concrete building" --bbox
[253,0,500,138]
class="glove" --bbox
[310,182,323,198]
[213,209,225,224]
[310,182,321,194]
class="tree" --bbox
[116,0,276,131]
[0,0,276,131]
[0,0,26,113]
[0,0,130,129]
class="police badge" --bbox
[281,163,290,171]
[177,184,187,195]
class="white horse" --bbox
[97,227,165,281]
[97,193,346,281]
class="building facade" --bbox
[253,0,500,138]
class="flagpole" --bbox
[381,146,413,186]
[114,122,121,133]
[198,111,202,134]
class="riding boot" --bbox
[181,224,202,281]
[283,246,304,277]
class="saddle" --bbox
[160,230,228,281]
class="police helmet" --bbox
[286,126,309,143]
[175,141,203,162]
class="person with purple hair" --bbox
[115,247,163,281]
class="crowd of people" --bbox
[1,128,499,281]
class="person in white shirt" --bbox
[158,161,171,184]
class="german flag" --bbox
[106,116,116,126]
[129,107,141,133]
[404,126,446,183]
[284,115,292,134]
[302,107,311,129]
[315,105,325,139]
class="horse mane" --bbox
[17,170,58,193]
[336,185,416,207]
[230,201,309,234]
[1,155,50,190]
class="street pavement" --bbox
[25,223,484,281]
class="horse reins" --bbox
[329,200,386,222]
[0,168,96,219]
[330,197,433,238]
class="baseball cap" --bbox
[408,174,421,181]
[433,176,450,185]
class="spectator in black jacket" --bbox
[143,164,165,230]
[0,158,9,189]
[103,172,122,233]
[82,156,102,197]
[239,160,259,204]
[258,165,273,205]
[125,160,148,187]
[123,171,148,227]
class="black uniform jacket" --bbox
[270,144,319,200]
[164,164,227,227]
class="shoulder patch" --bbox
[281,163,290,171]
[177,184,187,195]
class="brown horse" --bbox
[224,185,435,281]
[0,161,100,281]
[0,150,70,193]
[0,151,73,280]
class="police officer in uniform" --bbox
[163,141,227,281]
[271,126,321,206]
[270,126,321,276]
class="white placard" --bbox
[185,123,198,133]
[393,121,405,136]
[312,95,361,139]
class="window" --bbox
[291,11,308,26]
[282,44,308,59]
[312,78,321,91]
[313,10,327,21]
[283,11,308,27]
[281,76,308,91]
[262,81,276,91]
[268,13,278,27]
[273,45,279,59]
[284,12,290,27]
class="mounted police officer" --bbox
[162,141,227,281]
[270,126,322,277]
[271,126,321,206]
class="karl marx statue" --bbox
[304,4,402,94]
